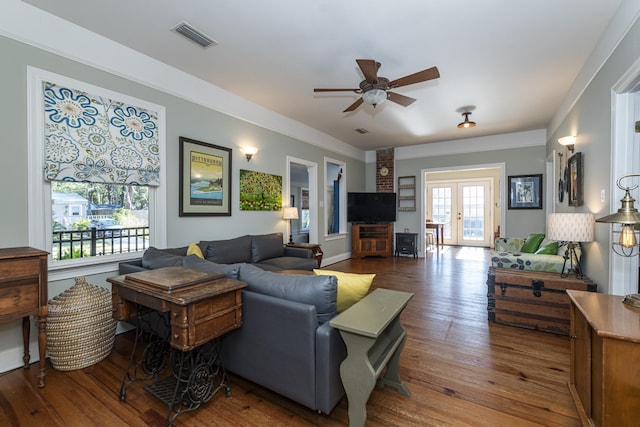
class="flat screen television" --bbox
[347,192,396,223]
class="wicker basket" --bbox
[46,277,116,371]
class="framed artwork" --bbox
[239,170,282,211]
[179,137,232,216]
[508,174,543,209]
[567,152,584,206]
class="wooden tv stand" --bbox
[351,223,393,259]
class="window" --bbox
[324,158,346,237]
[28,67,166,280]
[51,182,150,261]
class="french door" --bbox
[426,179,492,247]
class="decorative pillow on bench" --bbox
[520,233,545,253]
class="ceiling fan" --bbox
[314,59,440,113]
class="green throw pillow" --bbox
[520,234,545,253]
[535,241,558,255]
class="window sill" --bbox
[48,252,142,281]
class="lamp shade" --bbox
[282,207,298,220]
[547,213,594,242]
[557,136,576,147]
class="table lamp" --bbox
[283,207,299,244]
[546,213,594,278]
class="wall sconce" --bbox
[558,135,576,153]
[240,146,258,162]
[282,207,299,244]
[596,173,640,257]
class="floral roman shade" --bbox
[43,81,160,186]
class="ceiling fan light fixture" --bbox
[362,89,387,107]
[457,112,476,129]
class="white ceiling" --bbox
[24,0,628,151]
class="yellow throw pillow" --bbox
[187,243,204,259]
[313,269,375,312]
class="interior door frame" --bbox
[286,156,318,243]
[421,162,506,253]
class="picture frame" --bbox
[508,174,543,209]
[239,170,282,211]
[567,152,584,206]
[179,137,232,216]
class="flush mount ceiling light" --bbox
[457,112,476,129]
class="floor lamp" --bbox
[546,213,595,279]
[283,207,299,244]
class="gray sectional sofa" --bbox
[117,233,347,414]
[119,232,318,274]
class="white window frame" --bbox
[27,67,167,281]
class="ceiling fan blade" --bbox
[314,88,360,92]
[387,91,417,107]
[343,98,364,113]
[356,59,379,84]
[388,66,440,88]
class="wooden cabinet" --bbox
[0,247,48,387]
[567,290,640,427]
[351,223,393,259]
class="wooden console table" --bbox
[0,247,48,388]
[567,290,640,427]
[108,267,246,425]
[330,288,413,427]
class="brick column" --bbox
[376,148,394,192]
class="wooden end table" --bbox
[286,242,323,268]
[0,247,48,388]
[108,267,246,426]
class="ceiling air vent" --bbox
[172,21,217,48]
[355,128,369,134]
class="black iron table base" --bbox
[119,310,231,426]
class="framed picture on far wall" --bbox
[508,174,543,209]
[179,137,232,216]
[567,152,584,206]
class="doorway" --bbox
[287,157,318,244]
[426,179,493,247]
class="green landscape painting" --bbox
[239,170,282,211]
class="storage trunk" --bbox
[487,267,597,335]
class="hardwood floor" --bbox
[0,247,580,426]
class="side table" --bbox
[0,247,48,388]
[330,288,414,427]
[109,267,246,426]
[286,242,323,268]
